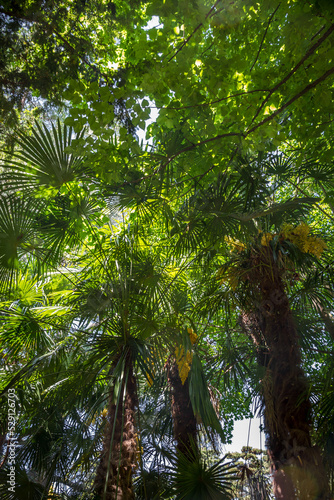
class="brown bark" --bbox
[240,246,329,499]
[94,357,138,500]
[166,357,197,460]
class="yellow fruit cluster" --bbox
[260,223,327,258]
[174,328,198,385]
[261,233,273,247]
[225,236,246,252]
[187,327,198,345]
[281,222,327,258]
[91,407,108,425]
[175,346,193,385]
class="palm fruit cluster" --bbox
[175,328,198,385]
[261,222,327,258]
[260,233,273,246]
[224,236,246,252]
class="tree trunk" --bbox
[166,357,197,460]
[94,356,138,500]
[240,247,329,499]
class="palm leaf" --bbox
[168,447,237,500]
[1,120,86,192]
[189,353,225,442]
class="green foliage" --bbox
[168,449,236,500]
[1,2,334,497]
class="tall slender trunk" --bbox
[166,357,197,460]
[94,356,138,500]
[240,247,329,499]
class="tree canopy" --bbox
[1,1,334,499]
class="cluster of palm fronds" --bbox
[0,122,333,498]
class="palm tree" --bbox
[166,355,198,461]
[3,120,332,499]
[236,232,328,499]
[0,120,172,498]
[93,352,138,500]
[167,153,333,498]
[1,119,231,498]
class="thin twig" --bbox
[247,66,334,136]
[167,0,222,62]
[192,145,239,184]
[285,178,334,222]
[311,24,326,41]
[251,22,334,124]
[52,29,110,82]
[152,89,269,111]
[154,131,244,176]
[0,7,110,83]
[250,3,281,72]
[163,66,334,173]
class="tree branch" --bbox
[162,66,334,175]
[251,22,334,124]
[247,66,334,136]
[154,131,244,175]
[121,66,334,189]
[52,28,110,82]
[0,7,110,83]
[311,24,326,41]
[153,89,270,111]
[167,0,222,63]
[284,178,334,222]
[181,144,240,195]
[0,7,36,22]
[250,3,281,72]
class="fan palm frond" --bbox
[1,120,86,193]
[168,447,237,500]
[0,195,44,288]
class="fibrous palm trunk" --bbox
[166,357,197,460]
[240,246,329,499]
[94,356,138,500]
